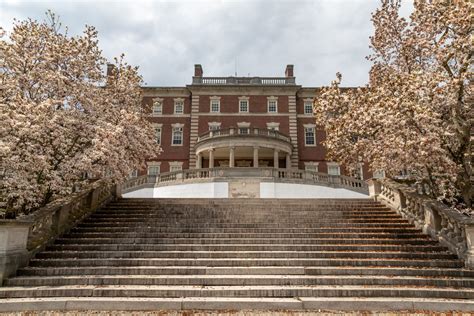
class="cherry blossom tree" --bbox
[0,12,161,217]
[314,0,472,210]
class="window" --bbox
[239,97,249,112]
[152,101,162,115]
[305,162,319,172]
[129,169,138,178]
[172,125,183,146]
[373,170,385,179]
[327,163,340,176]
[237,122,250,135]
[169,161,183,172]
[174,100,184,114]
[154,127,162,144]
[304,101,313,115]
[210,99,220,112]
[304,125,316,146]
[268,99,277,113]
[208,122,221,131]
[147,165,160,176]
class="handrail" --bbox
[155,167,368,194]
[367,178,474,268]
[197,128,291,143]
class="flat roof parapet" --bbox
[192,76,296,86]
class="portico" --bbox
[195,128,293,169]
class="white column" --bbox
[253,147,259,168]
[209,149,214,168]
[273,149,279,169]
[286,153,291,169]
[196,153,202,169]
[229,147,235,168]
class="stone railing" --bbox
[0,179,123,283]
[193,76,296,85]
[156,167,368,194]
[368,178,474,268]
[197,128,291,143]
[119,175,157,194]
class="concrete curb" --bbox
[0,297,473,312]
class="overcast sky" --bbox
[1,0,413,87]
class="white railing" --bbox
[197,128,291,143]
[194,77,296,85]
[155,167,368,194]
[368,178,474,268]
[120,175,157,194]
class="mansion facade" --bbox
[137,64,373,180]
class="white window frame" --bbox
[304,162,319,172]
[304,124,316,147]
[174,98,184,114]
[153,124,163,145]
[239,96,249,113]
[171,123,184,146]
[147,162,161,176]
[152,98,163,116]
[237,122,250,135]
[304,98,314,115]
[129,169,138,178]
[208,122,222,131]
[373,170,385,179]
[169,161,183,172]
[267,96,278,113]
[210,96,221,113]
[266,122,280,131]
[327,162,341,176]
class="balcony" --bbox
[195,128,293,169]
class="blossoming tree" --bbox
[314,0,472,209]
[0,12,161,216]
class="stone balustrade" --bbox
[0,179,119,283]
[197,128,291,143]
[193,76,296,85]
[156,167,368,194]
[367,178,474,268]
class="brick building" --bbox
[140,64,372,180]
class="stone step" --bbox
[70,227,422,234]
[6,275,474,288]
[63,232,427,239]
[46,243,449,253]
[54,237,436,245]
[80,219,410,225]
[1,285,473,299]
[28,258,463,268]
[35,250,456,260]
[89,212,400,218]
[76,222,413,228]
[18,266,474,278]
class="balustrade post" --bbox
[366,178,382,200]
[465,225,474,268]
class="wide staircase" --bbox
[1,198,473,311]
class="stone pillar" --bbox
[0,222,31,282]
[229,147,235,168]
[286,153,291,169]
[196,153,202,169]
[209,149,214,168]
[273,149,279,169]
[253,147,259,168]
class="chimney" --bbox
[285,64,294,78]
[194,64,203,77]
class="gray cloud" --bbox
[1,0,413,87]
